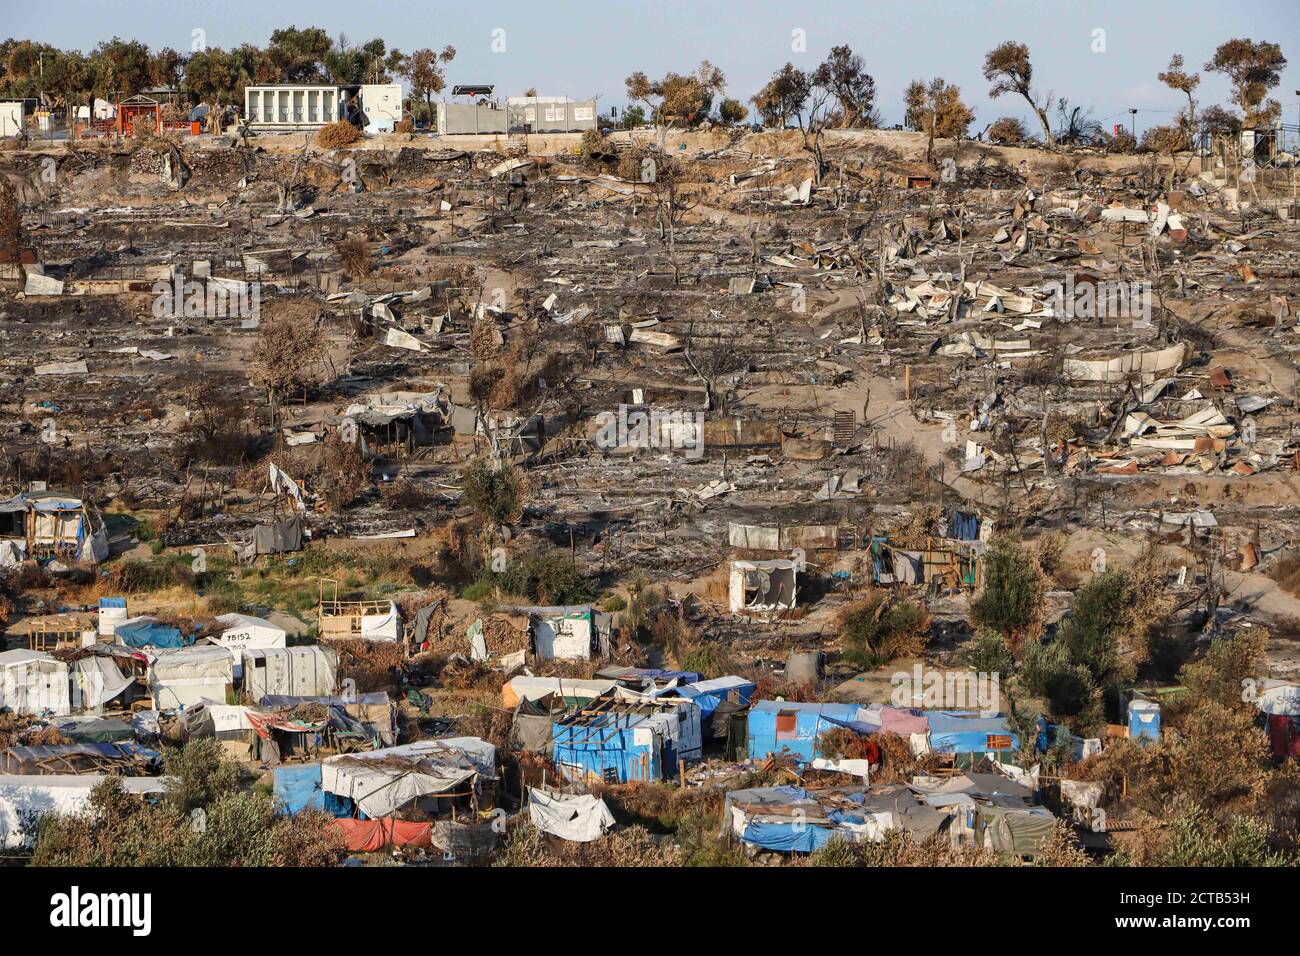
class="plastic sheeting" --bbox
[0,650,71,716]
[527,788,615,842]
[332,817,432,851]
[115,616,187,650]
[242,646,338,701]
[70,655,134,710]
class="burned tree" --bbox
[983,41,1054,147]
[250,301,329,434]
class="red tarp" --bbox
[331,817,433,852]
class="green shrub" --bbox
[838,591,930,668]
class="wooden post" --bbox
[904,364,911,400]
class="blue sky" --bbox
[7,0,1299,131]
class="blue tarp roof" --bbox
[924,711,1018,753]
[114,618,190,649]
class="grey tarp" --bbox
[511,699,554,753]
[238,518,303,562]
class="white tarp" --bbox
[70,655,134,711]
[0,775,167,848]
[321,737,495,819]
[214,613,287,659]
[527,788,615,842]
[359,604,401,642]
[532,611,593,661]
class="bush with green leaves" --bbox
[30,741,342,867]
[460,458,529,526]
[837,591,930,668]
[971,537,1043,645]
[1156,804,1291,866]
[960,628,1016,675]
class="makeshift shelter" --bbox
[0,775,166,848]
[242,646,338,702]
[0,742,159,775]
[274,763,352,816]
[500,605,607,661]
[746,700,862,762]
[0,649,70,716]
[729,559,798,615]
[318,582,401,642]
[551,691,702,784]
[0,491,109,564]
[69,652,136,711]
[235,517,304,562]
[320,737,496,819]
[502,676,615,708]
[724,784,950,852]
[261,692,397,747]
[919,711,1019,764]
[147,645,233,709]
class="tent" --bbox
[147,645,233,709]
[0,649,70,716]
[242,646,338,702]
[213,613,287,659]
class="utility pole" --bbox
[1128,108,1137,141]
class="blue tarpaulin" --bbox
[747,700,862,762]
[924,711,1018,754]
[273,763,352,816]
[114,618,191,649]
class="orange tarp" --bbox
[331,817,433,852]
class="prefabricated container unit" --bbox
[360,83,402,132]
[245,86,341,128]
[505,96,597,133]
[242,646,338,702]
[436,100,507,135]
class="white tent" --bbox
[213,613,287,659]
[147,645,233,710]
[0,649,70,716]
